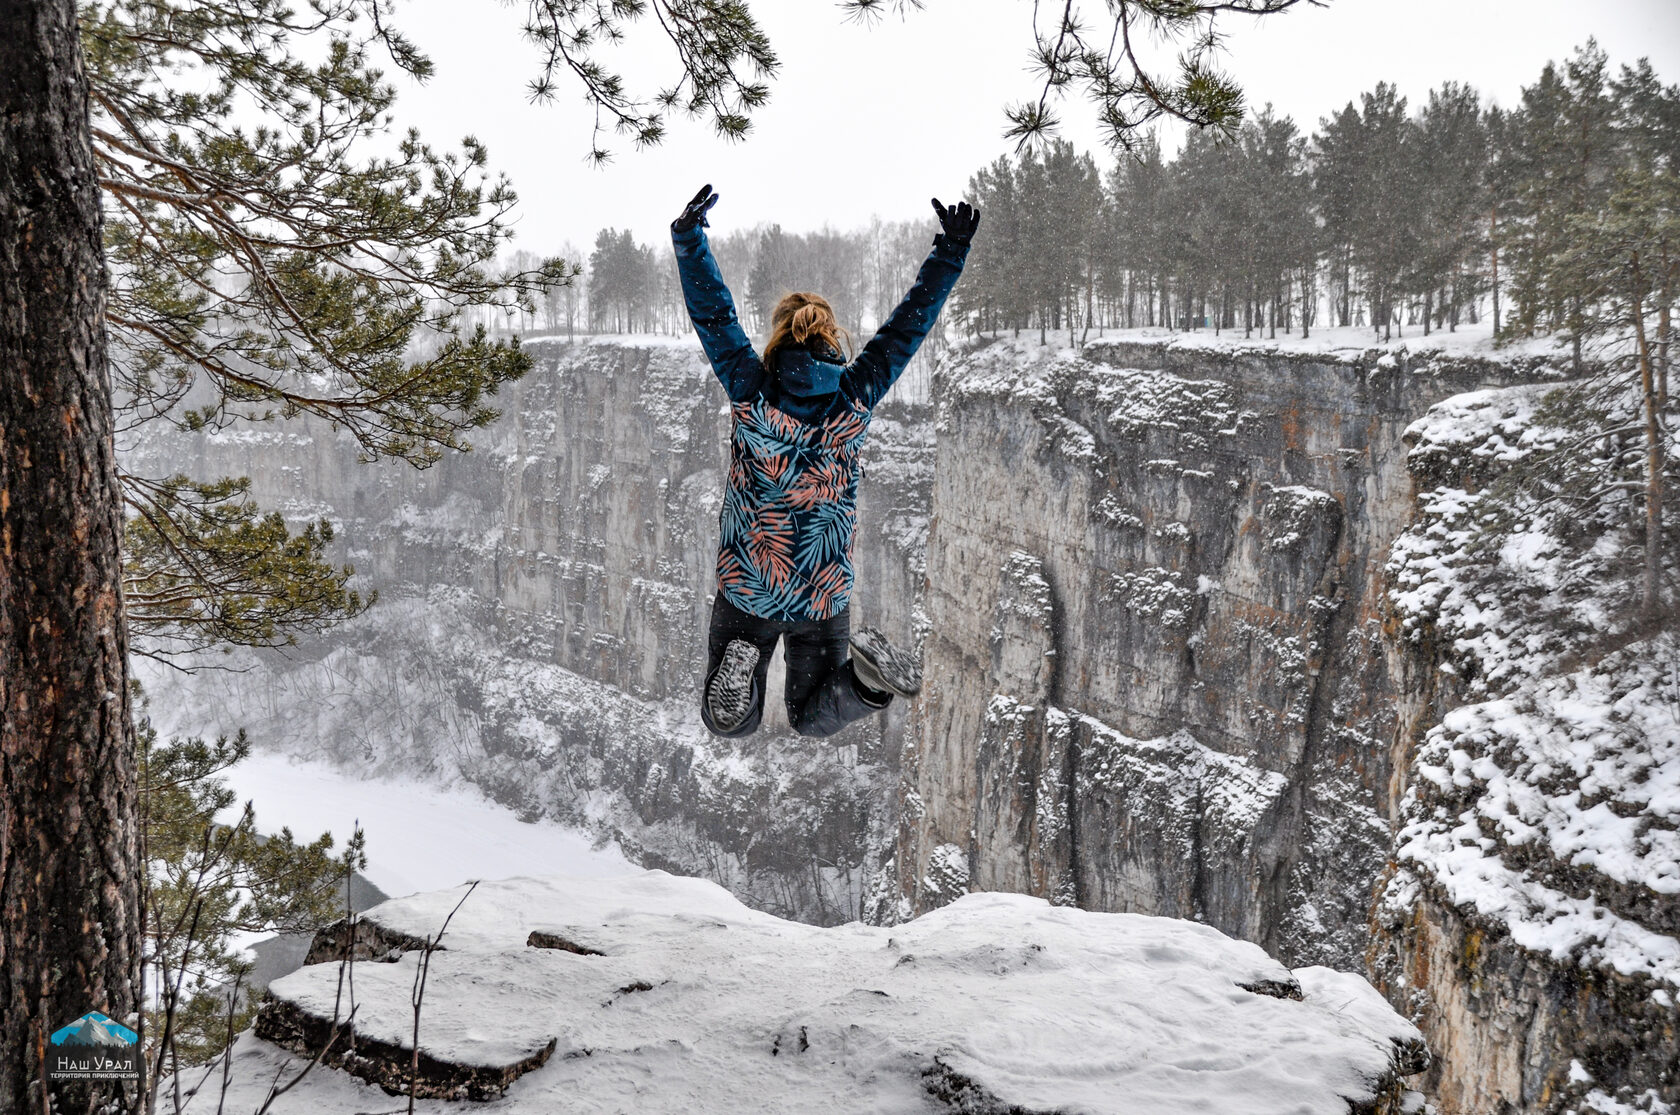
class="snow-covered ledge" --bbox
[192,873,1427,1113]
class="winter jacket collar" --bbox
[774,340,845,397]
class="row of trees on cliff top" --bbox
[956,42,1678,357]
[523,42,1674,367]
[2,0,1315,1109]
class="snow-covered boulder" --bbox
[200,871,1427,1113]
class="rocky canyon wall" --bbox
[126,337,932,925]
[888,336,1551,970]
[1370,385,1678,1113]
[128,329,1675,1110]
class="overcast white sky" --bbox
[387,0,1680,256]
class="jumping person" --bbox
[671,184,979,738]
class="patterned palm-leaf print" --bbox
[797,498,854,569]
[745,506,797,588]
[727,453,751,493]
[735,422,790,462]
[822,408,869,448]
[755,450,793,491]
[805,560,851,619]
[787,458,849,510]
[718,548,805,618]
[719,483,754,548]
[716,394,874,621]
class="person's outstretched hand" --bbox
[674,184,719,233]
[932,198,980,246]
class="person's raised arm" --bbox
[671,184,765,402]
[847,198,980,411]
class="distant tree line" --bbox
[497,42,1671,368]
[483,218,939,352]
[958,41,1676,359]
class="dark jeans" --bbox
[701,594,889,738]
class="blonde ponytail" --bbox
[791,303,825,344]
[763,292,852,375]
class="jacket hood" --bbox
[774,341,845,397]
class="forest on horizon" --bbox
[495,40,1674,366]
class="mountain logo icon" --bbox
[50,1011,138,1048]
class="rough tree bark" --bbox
[1,0,144,1112]
[1630,253,1666,614]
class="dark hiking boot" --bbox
[849,626,921,700]
[707,639,760,732]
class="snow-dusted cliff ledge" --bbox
[171,871,1428,1114]
[1372,386,1680,1114]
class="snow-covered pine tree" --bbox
[1473,48,1677,616]
[1348,83,1425,340]
[1499,42,1621,367]
[1239,107,1315,338]
[1312,101,1366,328]
[954,156,1024,335]
[1107,137,1172,329]
[589,229,658,334]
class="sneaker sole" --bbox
[850,626,921,699]
[707,640,759,731]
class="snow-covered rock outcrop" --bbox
[1372,385,1680,1113]
[189,871,1428,1113]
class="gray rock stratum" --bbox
[126,333,1551,954]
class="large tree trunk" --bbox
[1631,260,1666,614]
[1491,206,1501,335]
[1,2,143,1113]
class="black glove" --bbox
[932,197,980,247]
[674,183,719,233]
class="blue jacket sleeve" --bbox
[847,233,970,411]
[672,222,766,402]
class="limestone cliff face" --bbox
[126,337,931,926]
[888,337,1545,968]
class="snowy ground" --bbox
[213,752,634,899]
[169,872,1426,1115]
